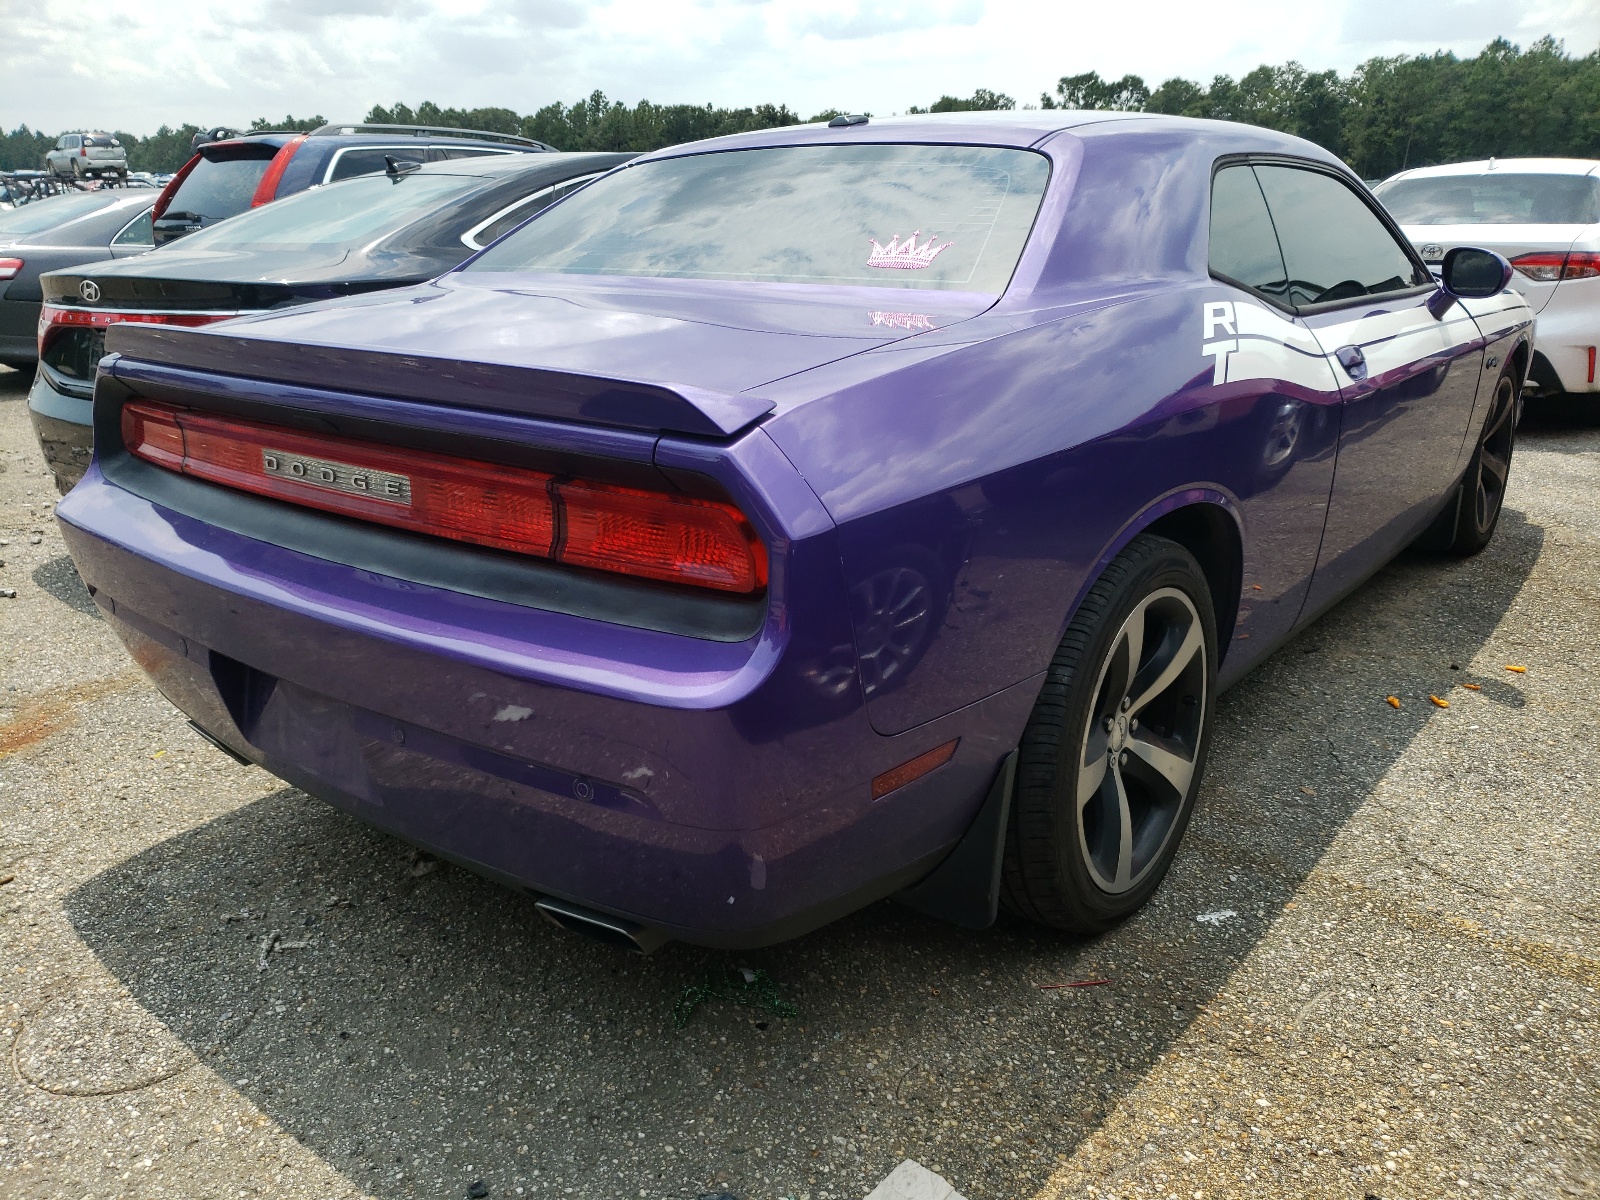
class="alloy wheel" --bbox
[1472,375,1516,535]
[1074,587,1207,894]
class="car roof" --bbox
[1384,158,1600,182]
[631,110,1341,167]
[237,129,545,152]
[406,151,630,180]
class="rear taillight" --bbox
[0,258,22,281]
[1562,251,1600,280]
[79,144,87,157]
[1511,251,1600,282]
[37,304,238,357]
[121,401,768,594]
[250,135,306,207]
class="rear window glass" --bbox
[1375,173,1600,225]
[174,172,481,251]
[465,144,1051,292]
[0,192,120,237]
[84,134,119,148]
[164,155,273,222]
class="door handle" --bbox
[1335,345,1368,381]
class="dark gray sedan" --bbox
[0,191,154,369]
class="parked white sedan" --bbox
[1374,159,1599,398]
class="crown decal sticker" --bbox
[866,230,953,271]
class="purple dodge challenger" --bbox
[58,112,1532,950]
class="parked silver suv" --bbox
[44,133,128,182]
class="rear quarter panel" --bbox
[763,285,1343,735]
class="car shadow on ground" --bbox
[0,365,30,397]
[30,554,100,616]
[60,502,1544,1200]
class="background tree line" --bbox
[2,37,1595,179]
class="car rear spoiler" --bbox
[104,323,775,439]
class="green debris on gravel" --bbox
[672,967,798,1029]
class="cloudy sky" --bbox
[2,0,1597,135]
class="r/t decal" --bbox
[1201,301,1238,385]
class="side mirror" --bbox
[1427,246,1512,318]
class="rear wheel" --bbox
[1421,367,1518,557]
[1451,370,1518,555]
[1001,534,1216,933]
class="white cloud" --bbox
[0,0,1594,136]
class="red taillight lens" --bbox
[1511,251,1600,282]
[250,135,306,207]
[120,401,767,593]
[0,258,22,281]
[79,145,87,157]
[37,303,238,356]
[1562,251,1600,281]
[1510,252,1565,282]
[120,402,184,470]
[557,478,767,593]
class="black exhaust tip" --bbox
[534,897,669,954]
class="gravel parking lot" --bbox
[2,362,1597,1200]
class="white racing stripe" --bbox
[1201,298,1340,391]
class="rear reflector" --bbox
[872,739,959,800]
[121,400,767,594]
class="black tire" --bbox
[1419,366,1518,557]
[1001,534,1217,933]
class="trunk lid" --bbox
[1401,222,1589,314]
[102,273,988,436]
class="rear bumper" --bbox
[1531,287,1599,394]
[0,297,39,362]
[57,439,1037,945]
[27,369,93,491]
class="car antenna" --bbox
[384,155,422,178]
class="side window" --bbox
[1253,164,1427,307]
[112,210,154,247]
[470,176,601,248]
[327,147,420,182]
[434,146,510,161]
[1209,165,1288,303]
